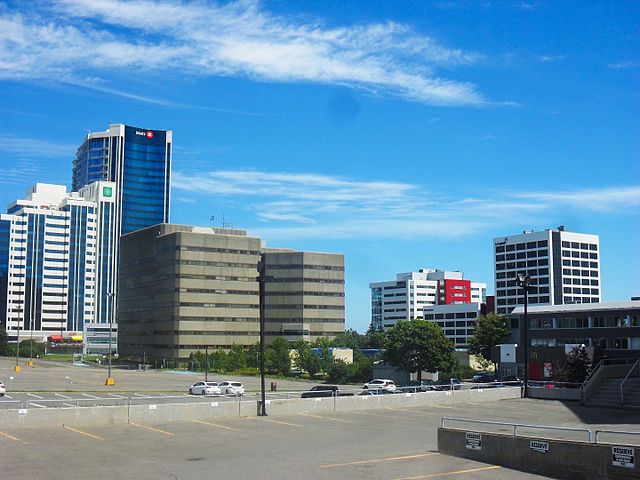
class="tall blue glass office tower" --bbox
[73,124,172,236]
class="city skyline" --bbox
[1,1,638,332]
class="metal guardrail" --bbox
[441,416,593,443]
[595,429,640,446]
[621,359,640,405]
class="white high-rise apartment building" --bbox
[370,269,486,331]
[0,182,116,341]
[493,227,601,315]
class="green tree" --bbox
[0,325,8,356]
[468,313,510,372]
[267,337,291,376]
[246,343,260,369]
[210,350,230,372]
[330,329,364,349]
[294,341,321,378]
[314,337,333,373]
[363,325,386,348]
[551,346,591,383]
[227,344,247,371]
[384,320,454,381]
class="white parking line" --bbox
[29,403,46,408]
[55,393,72,399]
[26,393,44,399]
[63,403,76,408]
[81,393,100,399]
[108,393,125,398]
[3,395,12,399]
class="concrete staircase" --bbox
[586,377,640,408]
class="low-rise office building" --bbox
[504,300,640,379]
[118,224,345,364]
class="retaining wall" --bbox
[528,387,581,401]
[0,387,521,430]
[438,427,639,480]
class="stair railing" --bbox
[621,359,640,405]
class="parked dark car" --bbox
[472,372,496,383]
[400,380,435,393]
[301,385,354,398]
[500,375,522,386]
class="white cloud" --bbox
[0,134,76,157]
[173,169,639,240]
[0,0,491,106]
[538,55,566,62]
[608,61,639,70]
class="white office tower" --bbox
[493,227,601,315]
[0,182,116,341]
[370,269,486,331]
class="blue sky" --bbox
[1,0,638,332]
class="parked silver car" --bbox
[362,379,397,392]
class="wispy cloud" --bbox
[0,134,76,157]
[172,169,639,240]
[608,61,640,70]
[0,0,493,106]
[538,55,566,62]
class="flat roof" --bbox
[510,300,640,315]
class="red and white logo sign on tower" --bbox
[146,131,154,139]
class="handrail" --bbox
[595,429,640,445]
[621,359,640,405]
[440,416,592,443]
[580,359,602,391]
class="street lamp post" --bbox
[516,273,532,398]
[205,346,209,382]
[14,317,21,372]
[28,314,34,367]
[105,292,116,386]
[256,260,273,417]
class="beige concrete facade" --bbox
[262,249,345,343]
[118,224,345,363]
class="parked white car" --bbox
[188,381,222,396]
[363,379,397,392]
[0,380,5,397]
[219,381,245,395]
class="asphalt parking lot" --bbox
[0,399,550,480]
[0,356,318,393]
[1,397,639,480]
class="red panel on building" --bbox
[442,279,471,304]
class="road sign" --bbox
[530,440,549,453]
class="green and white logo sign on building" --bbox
[103,186,113,197]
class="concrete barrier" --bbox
[438,427,639,480]
[528,387,581,401]
[0,387,521,429]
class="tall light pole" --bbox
[28,314,34,367]
[14,316,21,373]
[105,292,115,386]
[516,273,532,398]
[256,259,273,417]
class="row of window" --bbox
[265,264,344,272]
[175,246,260,256]
[562,250,598,259]
[497,259,548,271]
[495,240,548,252]
[562,260,598,268]
[424,312,478,320]
[561,241,597,251]
[496,250,548,261]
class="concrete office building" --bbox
[117,224,345,363]
[0,182,116,341]
[494,227,601,315]
[370,269,486,331]
[262,249,345,342]
[423,303,484,349]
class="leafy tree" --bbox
[363,325,386,349]
[468,313,510,372]
[246,343,260,369]
[314,337,334,373]
[19,339,45,358]
[210,350,231,372]
[551,346,591,383]
[331,329,364,349]
[228,344,247,371]
[267,337,291,376]
[0,325,8,356]
[384,320,454,381]
[294,341,321,378]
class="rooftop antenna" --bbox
[209,215,215,227]
[221,214,232,229]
